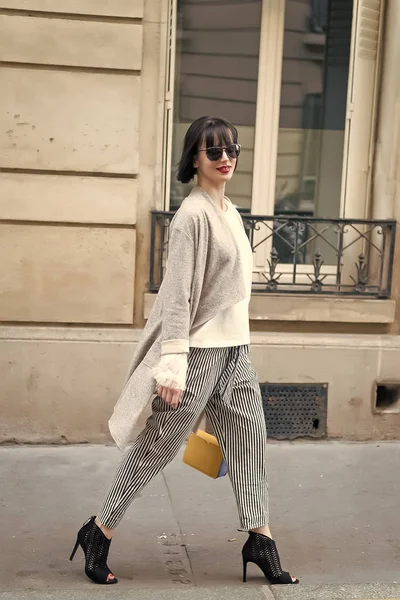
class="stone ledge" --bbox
[249,294,396,323]
[144,293,396,324]
[3,326,400,350]
[0,326,142,342]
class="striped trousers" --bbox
[98,345,269,530]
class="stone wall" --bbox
[1,0,400,443]
[0,1,144,325]
[0,0,166,443]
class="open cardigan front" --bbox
[109,187,248,451]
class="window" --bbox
[167,0,264,212]
[310,0,328,33]
[270,0,354,219]
[163,0,385,278]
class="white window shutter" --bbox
[341,0,384,218]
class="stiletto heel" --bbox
[242,558,248,583]
[242,532,298,585]
[69,516,118,585]
[69,537,79,561]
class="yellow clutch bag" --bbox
[183,429,227,479]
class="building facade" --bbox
[1,0,400,443]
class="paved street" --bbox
[1,442,399,599]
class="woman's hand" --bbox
[156,385,184,409]
[153,352,188,409]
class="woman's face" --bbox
[193,134,237,187]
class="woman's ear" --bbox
[193,154,198,169]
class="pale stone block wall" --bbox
[0,0,167,441]
[0,1,144,326]
[1,69,140,173]
[2,329,400,444]
[0,0,144,18]
[250,333,400,441]
[0,14,143,70]
[0,173,137,224]
[0,328,143,445]
[0,225,136,323]
[1,0,400,443]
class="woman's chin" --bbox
[215,172,233,183]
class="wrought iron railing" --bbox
[149,212,396,298]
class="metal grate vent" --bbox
[260,383,328,440]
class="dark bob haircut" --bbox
[177,116,239,184]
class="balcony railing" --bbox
[149,212,396,298]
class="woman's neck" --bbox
[196,179,226,210]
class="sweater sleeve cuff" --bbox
[161,339,189,355]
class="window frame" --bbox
[162,0,385,273]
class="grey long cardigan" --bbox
[109,186,248,451]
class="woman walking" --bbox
[70,116,298,586]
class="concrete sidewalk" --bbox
[1,442,400,599]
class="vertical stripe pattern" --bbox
[98,346,269,530]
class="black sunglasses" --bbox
[198,143,241,161]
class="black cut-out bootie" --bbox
[70,516,118,584]
[242,531,299,585]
